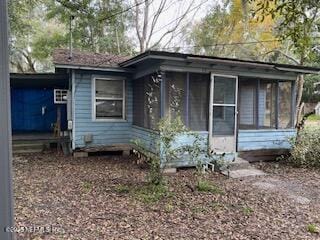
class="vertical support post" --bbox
[291,80,297,128]
[275,80,279,129]
[185,72,190,127]
[256,79,260,129]
[0,1,14,239]
[208,74,214,151]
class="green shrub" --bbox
[289,126,320,168]
[196,179,223,194]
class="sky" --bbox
[127,0,217,51]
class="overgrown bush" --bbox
[133,116,212,185]
[289,126,320,168]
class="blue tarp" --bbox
[11,88,67,132]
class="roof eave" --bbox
[54,63,133,73]
[274,66,320,74]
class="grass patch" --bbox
[81,181,93,193]
[115,184,130,194]
[208,201,224,210]
[242,206,254,215]
[307,224,319,234]
[196,180,223,194]
[133,183,172,204]
[191,206,208,214]
[307,114,320,121]
[164,203,174,213]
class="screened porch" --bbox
[132,71,296,155]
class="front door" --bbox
[209,74,238,153]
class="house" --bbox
[53,49,320,166]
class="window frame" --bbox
[92,76,126,122]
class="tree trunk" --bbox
[295,74,304,127]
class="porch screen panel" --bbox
[239,79,257,129]
[133,74,160,130]
[278,81,292,128]
[189,73,209,131]
[166,72,186,122]
[133,77,144,127]
[259,80,276,128]
[144,74,161,130]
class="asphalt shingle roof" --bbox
[53,49,129,68]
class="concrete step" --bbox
[12,143,44,153]
[222,168,266,178]
[221,157,266,178]
[227,157,251,171]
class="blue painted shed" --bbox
[53,49,320,165]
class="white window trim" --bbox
[92,76,126,122]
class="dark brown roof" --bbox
[53,49,130,68]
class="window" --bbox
[54,89,68,104]
[278,81,293,128]
[259,80,276,128]
[189,73,210,131]
[93,78,125,120]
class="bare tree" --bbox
[133,0,206,53]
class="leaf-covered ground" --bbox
[13,152,320,239]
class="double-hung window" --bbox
[93,78,125,120]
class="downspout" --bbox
[71,70,76,150]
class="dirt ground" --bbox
[13,152,320,240]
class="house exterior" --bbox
[53,49,320,166]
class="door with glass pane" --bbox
[209,74,238,153]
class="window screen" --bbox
[213,106,235,135]
[278,81,293,128]
[259,80,276,128]
[133,74,160,129]
[239,79,257,129]
[189,73,209,131]
[94,79,124,120]
[165,72,186,122]
[133,78,144,127]
[144,74,161,129]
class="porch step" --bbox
[222,168,266,178]
[227,157,251,171]
[12,143,44,153]
[221,157,266,178]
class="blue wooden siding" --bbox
[131,125,158,152]
[73,71,132,148]
[238,129,296,151]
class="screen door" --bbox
[209,74,238,153]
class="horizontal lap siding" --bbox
[131,126,158,153]
[238,129,296,151]
[74,72,133,148]
[165,132,211,167]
